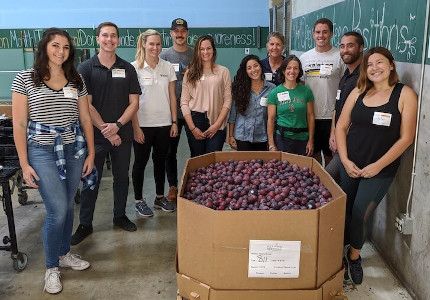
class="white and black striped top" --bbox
[11,69,88,145]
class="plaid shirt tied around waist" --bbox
[27,119,98,190]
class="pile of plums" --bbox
[183,158,333,211]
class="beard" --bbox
[341,52,361,64]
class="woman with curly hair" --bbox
[228,55,275,151]
[180,35,232,157]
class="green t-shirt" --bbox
[267,83,314,140]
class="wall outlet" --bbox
[395,213,413,235]
[244,48,250,54]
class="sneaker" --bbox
[71,224,93,245]
[113,215,137,232]
[135,200,154,217]
[345,250,363,284]
[44,267,62,294]
[167,186,178,202]
[154,196,175,212]
[59,252,90,271]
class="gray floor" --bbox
[0,132,413,299]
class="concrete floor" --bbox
[0,132,413,299]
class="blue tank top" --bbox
[346,83,403,177]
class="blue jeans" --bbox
[28,140,84,269]
[184,111,226,157]
[79,142,132,226]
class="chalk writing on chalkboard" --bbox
[0,27,267,50]
[291,0,425,63]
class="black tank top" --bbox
[346,83,403,177]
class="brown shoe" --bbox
[167,186,178,202]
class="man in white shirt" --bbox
[300,18,345,166]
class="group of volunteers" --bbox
[11,16,417,294]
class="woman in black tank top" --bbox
[335,47,417,285]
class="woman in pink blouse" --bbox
[180,35,232,157]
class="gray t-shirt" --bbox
[300,47,345,120]
[159,47,193,119]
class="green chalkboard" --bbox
[291,0,426,64]
[0,27,268,50]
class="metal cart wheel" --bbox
[18,191,28,205]
[12,252,28,272]
[74,189,81,204]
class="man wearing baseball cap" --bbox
[160,18,193,202]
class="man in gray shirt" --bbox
[159,18,193,202]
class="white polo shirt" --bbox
[132,58,177,127]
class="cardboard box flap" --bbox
[317,194,345,287]
[177,273,210,300]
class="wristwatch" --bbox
[172,120,177,124]
[116,121,123,129]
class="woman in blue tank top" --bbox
[335,47,417,285]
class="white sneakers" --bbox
[59,252,90,270]
[44,267,62,294]
[44,253,90,294]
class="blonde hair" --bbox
[135,29,162,69]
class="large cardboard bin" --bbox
[177,151,346,297]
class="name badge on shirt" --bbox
[63,87,78,99]
[372,112,392,127]
[112,69,126,78]
[320,65,332,75]
[336,89,341,100]
[142,76,153,86]
[260,97,268,107]
[172,63,180,73]
[277,91,291,102]
[264,72,273,81]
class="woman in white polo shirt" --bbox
[131,29,177,216]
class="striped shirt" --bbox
[11,68,88,145]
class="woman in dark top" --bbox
[260,32,286,86]
[336,47,417,285]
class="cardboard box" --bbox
[0,103,12,118]
[177,151,346,291]
[177,268,344,300]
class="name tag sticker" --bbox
[319,65,332,75]
[172,63,180,73]
[264,73,273,81]
[200,75,205,81]
[372,112,392,126]
[260,97,268,107]
[277,91,291,102]
[63,87,78,99]
[336,89,341,100]
[142,76,153,86]
[112,69,126,78]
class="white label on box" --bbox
[248,240,301,278]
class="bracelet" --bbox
[191,127,196,131]
[268,145,275,150]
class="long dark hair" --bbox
[187,35,217,87]
[232,55,264,115]
[32,27,83,90]
[279,55,303,84]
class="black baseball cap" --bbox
[171,18,188,30]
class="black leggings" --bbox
[236,139,268,151]
[132,126,170,199]
[340,166,394,249]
